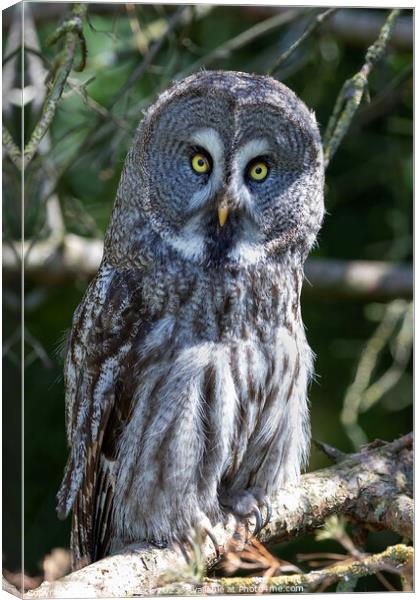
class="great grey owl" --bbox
[57,70,324,569]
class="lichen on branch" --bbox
[3,3,88,171]
[25,434,413,598]
[323,9,401,168]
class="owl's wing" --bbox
[57,264,141,566]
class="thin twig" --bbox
[24,328,54,369]
[360,302,413,412]
[64,76,130,131]
[109,6,188,108]
[156,544,413,595]
[315,515,363,559]
[179,8,303,78]
[24,4,87,167]
[323,9,401,168]
[126,3,148,55]
[340,300,412,449]
[23,33,78,169]
[2,329,21,358]
[375,570,398,591]
[268,8,338,75]
[296,551,348,568]
[313,439,347,463]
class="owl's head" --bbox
[110,71,324,267]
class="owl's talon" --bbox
[203,527,221,559]
[173,533,195,564]
[149,539,168,549]
[242,516,251,540]
[262,499,272,529]
[251,507,263,536]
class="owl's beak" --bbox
[218,206,229,227]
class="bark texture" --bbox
[25,433,412,598]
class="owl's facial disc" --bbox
[167,132,275,264]
[140,83,322,265]
[112,71,324,269]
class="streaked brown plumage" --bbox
[57,70,324,568]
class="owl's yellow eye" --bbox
[191,153,211,174]
[249,161,269,181]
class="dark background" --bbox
[3,3,413,592]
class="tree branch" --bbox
[205,544,414,594]
[326,9,412,51]
[323,9,401,169]
[25,434,412,598]
[3,3,88,170]
[159,544,413,594]
[242,7,412,51]
[259,433,412,546]
[3,234,412,300]
[2,125,22,170]
[304,258,412,300]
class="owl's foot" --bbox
[220,488,272,536]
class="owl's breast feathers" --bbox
[59,252,310,565]
[58,70,324,567]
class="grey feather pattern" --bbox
[57,70,324,567]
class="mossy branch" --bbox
[46,2,87,72]
[3,3,88,171]
[198,544,413,594]
[25,434,412,598]
[2,124,22,170]
[323,9,400,168]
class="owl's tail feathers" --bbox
[90,454,115,562]
[56,443,87,520]
[70,493,93,571]
[56,456,76,520]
